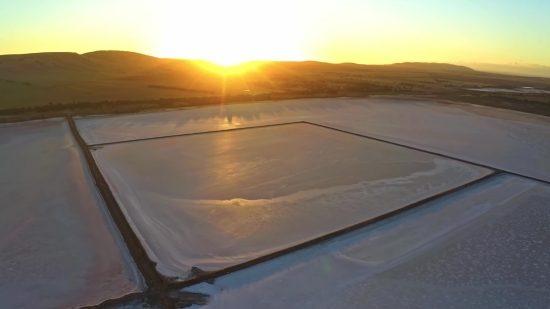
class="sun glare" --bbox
[155,0,308,66]
[189,59,265,77]
[210,53,249,67]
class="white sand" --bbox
[76,97,550,182]
[0,119,144,309]
[93,123,490,279]
[183,175,550,309]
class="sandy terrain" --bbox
[0,119,144,309]
[93,123,490,279]
[182,175,550,309]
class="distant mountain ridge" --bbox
[456,62,550,78]
[0,51,168,73]
[0,52,99,72]
[83,50,163,66]
[391,62,475,73]
[0,51,477,73]
[2,50,550,112]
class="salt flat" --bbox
[93,123,490,279]
[183,175,550,309]
[76,97,550,182]
[0,119,144,309]
[466,87,550,94]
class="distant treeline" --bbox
[0,93,279,116]
[148,85,214,94]
[340,82,392,93]
[270,81,393,94]
[0,82,392,116]
[273,81,392,95]
[2,79,31,86]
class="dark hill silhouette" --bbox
[83,50,166,68]
[1,50,550,113]
[0,51,476,77]
[391,62,475,73]
[0,52,101,73]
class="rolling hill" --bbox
[1,51,549,113]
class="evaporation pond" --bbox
[93,123,491,279]
[182,175,550,309]
[0,119,144,309]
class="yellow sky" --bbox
[153,1,311,65]
[1,0,549,66]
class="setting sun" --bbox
[154,0,309,65]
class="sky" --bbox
[1,0,549,66]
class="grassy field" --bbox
[1,51,549,119]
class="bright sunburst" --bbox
[206,51,250,67]
[155,0,307,66]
